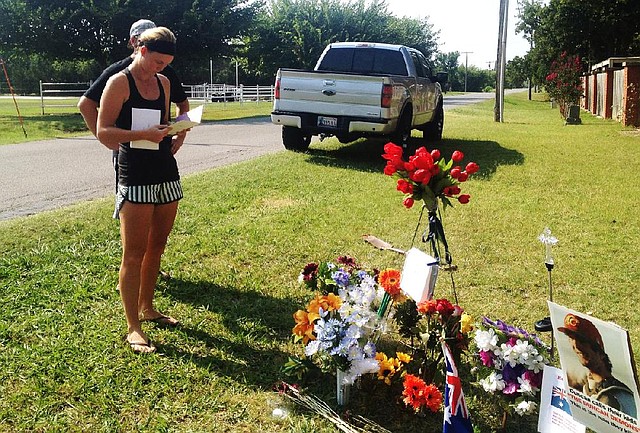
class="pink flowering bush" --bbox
[546,52,583,119]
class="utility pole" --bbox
[235,60,239,88]
[460,51,473,92]
[494,0,509,122]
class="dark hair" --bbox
[138,27,176,56]
[574,335,613,372]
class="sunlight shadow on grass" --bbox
[156,277,296,386]
[303,136,524,180]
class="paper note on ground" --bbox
[168,105,203,135]
[538,365,585,433]
[130,107,161,150]
[399,247,439,303]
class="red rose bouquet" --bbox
[382,142,479,211]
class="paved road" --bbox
[0,117,283,220]
[0,92,501,221]
[444,91,499,107]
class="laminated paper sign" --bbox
[537,365,585,433]
[399,247,438,303]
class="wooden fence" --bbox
[38,81,275,114]
[39,81,90,115]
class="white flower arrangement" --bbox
[472,317,549,416]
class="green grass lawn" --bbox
[0,97,273,145]
[1,92,638,432]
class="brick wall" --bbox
[583,58,640,127]
[622,65,640,127]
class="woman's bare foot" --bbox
[125,329,156,354]
[139,310,180,327]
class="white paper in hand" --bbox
[400,248,439,303]
[168,105,203,135]
[130,108,161,150]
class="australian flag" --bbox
[551,385,573,415]
[442,341,473,433]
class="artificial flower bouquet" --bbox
[472,317,549,416]
[291,256,445,413]
[392,297,473,383]
[291,256,388,385]
[382,142,479,211]
[366,297,471,416]
[373,349,445,415]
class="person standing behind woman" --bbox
[78,19,189,193]
[79,19,189,138]
[97,27,185,354]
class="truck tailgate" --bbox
[276,70,384,118]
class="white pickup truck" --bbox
[271,42,447,151]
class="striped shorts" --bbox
[113,180,183,219]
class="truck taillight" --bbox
[275,77,281,100]
[381,84,393,108]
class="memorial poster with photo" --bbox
[549,302,640,433]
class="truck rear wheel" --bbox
[282,126,312,152]
[423,102,444,142]
[393,109,413,147]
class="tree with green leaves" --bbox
[454,65,495,92]
[517,0,640,87]
[505,56,528,88]
[515,0,543,97]
[244,0,439,84]
[0,0,262,86]
[1,0,442,91]
[434,52,460,92]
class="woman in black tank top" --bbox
[97,27,187,354]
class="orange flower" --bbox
[379,268,401,296]
[417,299,437,315]
[402,374,427,411]
[297,293,343,344]
[423,384,443,413]
[323,293,343,311]
[402,374,443,413]
[375,352,400,385]
[396,352,412,364]
[307,293,342,318]
[292,310,316,344]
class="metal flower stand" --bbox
[411,205,459,303]
[534,228,558,358]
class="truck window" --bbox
[317,48,353,72]
[411,52,427,78]
[419,53,433,78]
[317,48,408,76]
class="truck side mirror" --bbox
[435,72,448,84]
